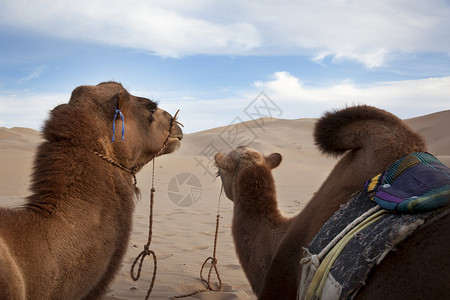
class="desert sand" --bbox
[1,110,449,299]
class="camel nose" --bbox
[171,124,183,140]
[165,110,183,140]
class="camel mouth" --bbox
[169,133,183,140]
[169,122,184,141]
[158,128,182,156]
[157,118,182,156]
[170,109,184,141]
[169,134,182,147]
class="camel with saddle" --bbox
[215,105,450,299]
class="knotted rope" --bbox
[172,186,224,299]
[130,109,182,299]
[299,205,385,300]
[130,159,158,300]
[92,109,182,299]
[91,151,138,186]
[112,105,125,142]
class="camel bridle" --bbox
[91,109,181,186]
[90,109,181,299]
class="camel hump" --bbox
[0,237,26,299]
[313,105,426,156]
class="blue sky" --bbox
[1,0,449,133]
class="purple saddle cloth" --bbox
[364,152,450,213]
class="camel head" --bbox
[214,146,282,201]
[43,81,183,172]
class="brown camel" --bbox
[215,146,292,294]
[215,105,450,299]
[0,82,183,299]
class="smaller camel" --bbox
[216,105,450,299]
[215,146,291,294]
[0,82,183,299]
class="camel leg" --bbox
[0,237,26,300]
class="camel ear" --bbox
[108,91,131,142]
[109,90,130,114]
[214,153,236,172]
[266,153,282,169]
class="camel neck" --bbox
[231,165,290,295]
[91,150,139,186]
[234,165,280,217]
[25,141,136,217]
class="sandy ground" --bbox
[0,110,449,299]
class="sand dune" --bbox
[0,109,449,299]
[405,110,450,163]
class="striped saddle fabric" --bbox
[299,153,450,300]
[364,152,450,213]
[301,192,450,300]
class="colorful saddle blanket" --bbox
[299,153,450,300]
[365,152,450,212]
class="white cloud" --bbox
[120,73,450,132]
[0,0,260,57]
[313,48,390,69]
[17,65,47,84]
[0,91,68,129]
[132,89,255,133]
[1,0,449,67]
[1,74,449,132]
[254,71,450,119]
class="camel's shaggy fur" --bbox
[0,82,182,299]
[215,147,291,294]
[216,105,450,299]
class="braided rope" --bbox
[172,187,224,299]
[91,151,138,185]
[200,213,223,291]
[91,109,181,299]
[130,110,181,299]
[130,160,158,300]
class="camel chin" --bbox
[157,136,182,157]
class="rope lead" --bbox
[130,110,180,299]
[172,186,224,299]
[130,159,158,300]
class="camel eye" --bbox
[140,98,158,115]
[144,104,157,115]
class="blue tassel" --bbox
[112,106,125,142]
